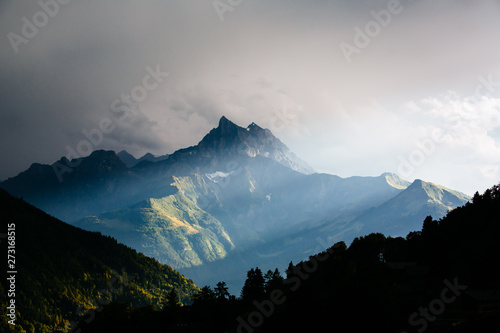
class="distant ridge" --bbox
[117,150,169,168]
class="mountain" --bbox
[0,149,178,222]
[193,116,315,175]
[0,116,470,292]
[0,117,311,223]
[0,189,199,333]
[177,175,469,292]
[351,179,472,236]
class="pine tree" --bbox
[241,268,265,302]
[214,282,230,302]
[264,268,285,294]
[163,289,181,311]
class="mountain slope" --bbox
[0,189,199,333]
[75,176,235,269]
[351,179,470,236]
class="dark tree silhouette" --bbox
[264,268,285,294]
[241,267,266,302]
[214,281,230,301]
[192,286,216,306]
[163,289,181,311]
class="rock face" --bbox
[0,116,470,292]
[174,116,315,174]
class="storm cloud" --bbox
[1,0,499,195]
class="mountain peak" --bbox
[117,150,138,168]
[192,117,314,174]
[218,115,238,129]
[382,172,410,190]
[140,152,155,159]
[409,179,470,203]
[410,179,424,187]
[76,150,126,171]
[246,121,266,133]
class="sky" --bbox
[1,0,500,196]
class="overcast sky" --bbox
[1,0,500,195]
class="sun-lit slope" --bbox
[419,180,470,209]
[75,177,234,269]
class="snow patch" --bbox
[205,171,234,183]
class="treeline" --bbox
[68,183,500,333]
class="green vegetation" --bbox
[0,189,199,333]
[75,176,234,269]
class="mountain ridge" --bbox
[0,116,470,292]
[350,178,471,236]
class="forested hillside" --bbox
[0,189,199,333]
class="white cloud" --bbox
[394,92,500,194]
